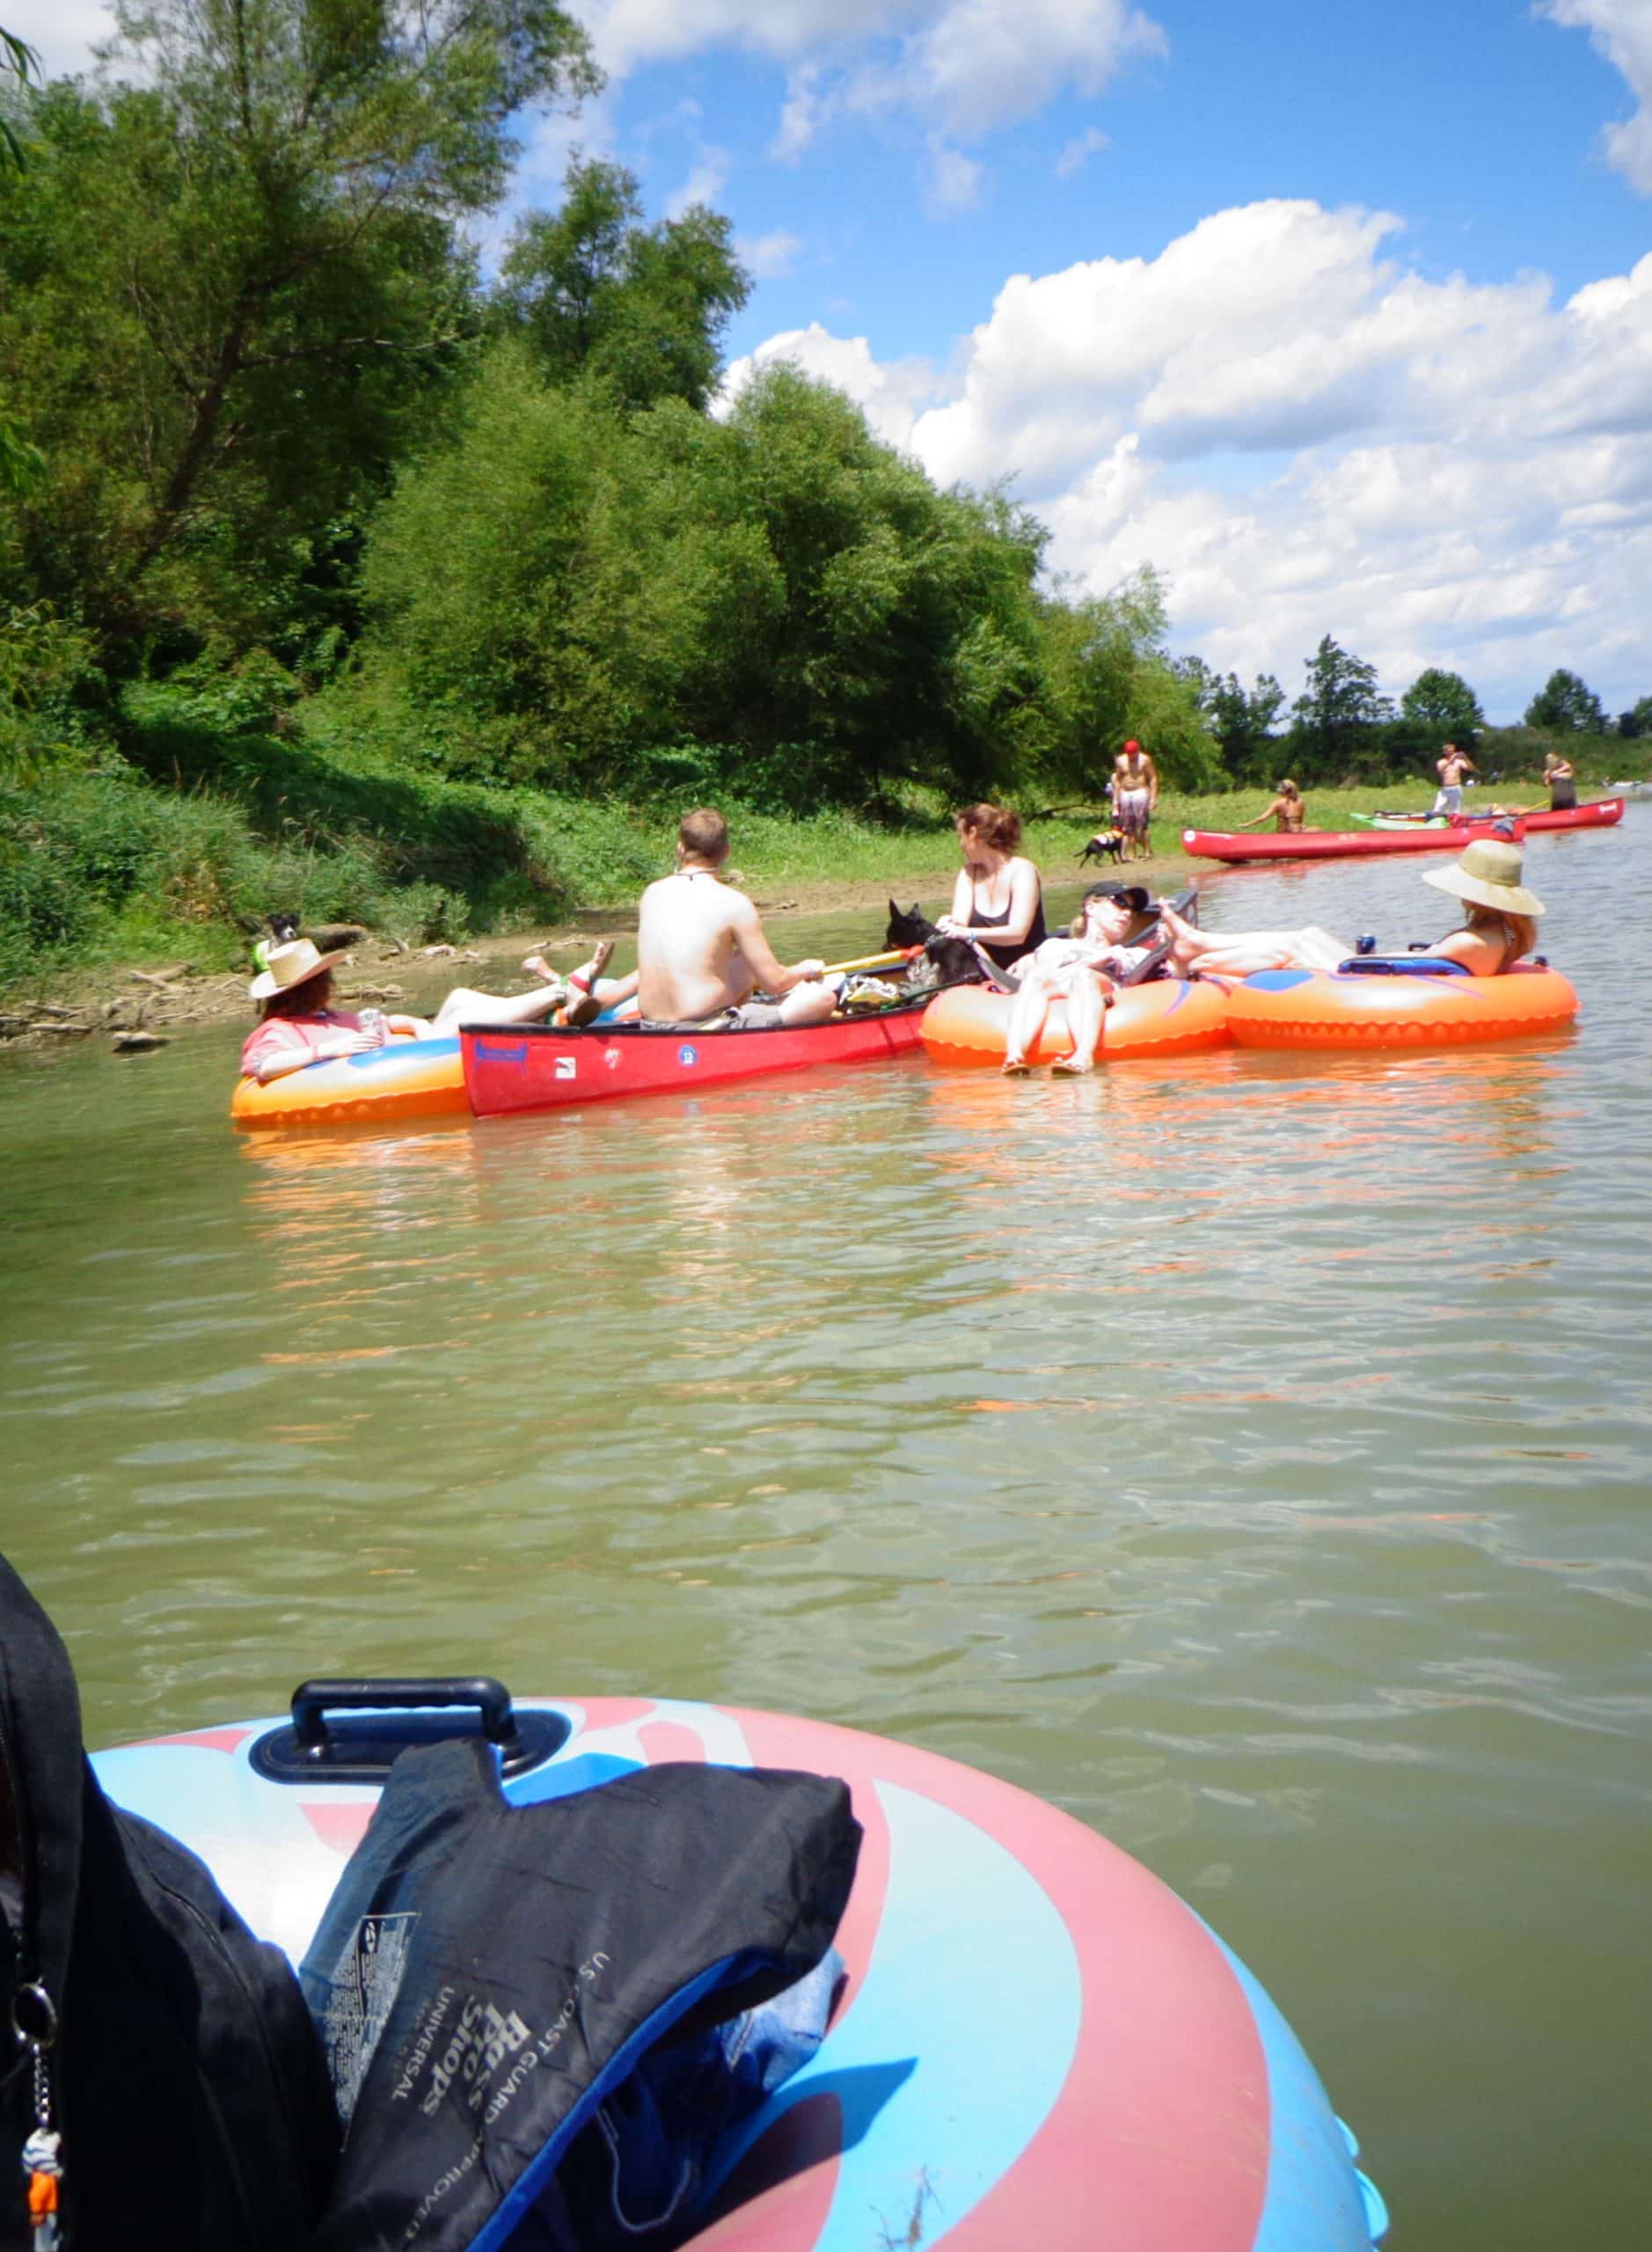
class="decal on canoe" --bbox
[679,1044,698,1067]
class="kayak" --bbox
[1183,815,1526,863]
[462,996,932,1118]
[91,1682,1389,2252]
[1358,799,1623,837]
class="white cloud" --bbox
[722,204,1652,715]
[1541,0,1652,193]
[717,322,950,449]
[3,0,117,82]
[1056,126,1109,179]
[925,136,984,211]
[664,147,732,219]
[737,229,805,279]
[583,1,1164,158]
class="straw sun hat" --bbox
[1421,837,1545,918]
[248,936,350,1001]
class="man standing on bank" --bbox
[1112,739,1159,860]
[635,808,837,1028]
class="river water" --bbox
[3,813,1648,2248]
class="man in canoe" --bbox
[636,808,837,1028]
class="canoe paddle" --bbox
[815,947,923,977]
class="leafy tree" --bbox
[1289,635,1393,781]
[1616,696,1652,741]
[0,0,596,654]
[1037,571,1221,794]
[2,24,36,168]
[1400,667,1485,741]
[495,157,749,413]
[1524,669,1605,734]
[1208,670,1285,783]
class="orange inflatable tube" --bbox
[230,1035,470,1130]
[1222,963,1578,1049]
[921,978,1232,1066]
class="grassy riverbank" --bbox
[0,684,1625,1031]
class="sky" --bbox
[11,0,1652,723]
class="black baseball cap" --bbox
[1082,882,1151,912]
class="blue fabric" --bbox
[551,1950,843,2245]
[1335,956,1471,978]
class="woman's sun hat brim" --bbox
[248,938,351,1000]
[1421,840,1544,918]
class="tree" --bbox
[1616,696,1652,741]
[0,0,597,653]
[1289,636,1393,781]
[1209,670,1285,783]
[1400,667,1485,741]
[2,24,37,168]
[1524,669,1605,734]
[495,157,749,413]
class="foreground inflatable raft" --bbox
[92,1685,1387,2252]
[1224,961,1579,1049]
[921,976,1232,1065]
[230,1035,469,1130]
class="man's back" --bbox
[637,870,751,1020]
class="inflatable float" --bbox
[921,977,1232,1066]
[91,1683,1387,2252]
[230,1035,469,1130]
[1224,958,1579,1049]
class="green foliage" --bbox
[1400,666,1485,742]
[1205,670,1285,784]
[1289,635,1394,781]
[495,157,749,412]
[1524,668,1605,734]
[0,602,107,784]
[0,0,596,654]
[1615,696,1652,742]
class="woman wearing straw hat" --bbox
[1156,837,1545,982]
[240,935,622,1085]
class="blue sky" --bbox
[15,0,1652,723]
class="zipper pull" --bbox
[11,1984,62,2249]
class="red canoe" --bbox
[1184,796,1622,863]
[462,998,932,1117]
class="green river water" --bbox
[3,812,1648,2248]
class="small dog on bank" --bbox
[884,902,986,988]
[1077,828,1127,868]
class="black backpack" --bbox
[0,1554,340,2250]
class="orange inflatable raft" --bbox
[921,978,1232,1065]
[1222,961,1579,1050]
[230,1035,469,1130]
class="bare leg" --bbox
[1050,974,1107,1073]
[428,984,574,1034]
[776,980,839,1027]
[1160,903,1349,978]
[1002,971,1057,1072]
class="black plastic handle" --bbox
[291,1676,517,1754]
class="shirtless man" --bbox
[636,808,837,1027]
[1432,741,1476,816]
[1112,739,1159,859]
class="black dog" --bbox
[885,901,986,987]
[1077,828,1127,868]
[266,911,300,946]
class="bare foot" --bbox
[574,937,615,987]
[1001,1057,1032,1077]
[1050,1054,1093,1076]
[521,952,558,983]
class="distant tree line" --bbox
[1,0,1646,842]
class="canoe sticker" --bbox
[555,1057,576,1079]
[474,1041,529,1068]
[678,1045,698,1068]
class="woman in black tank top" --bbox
[937,802,1047,974]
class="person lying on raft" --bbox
[1001,883,1160,1078]
[635,808,835,1029]
[239,936,624,1083]
[1156,838,1544,984]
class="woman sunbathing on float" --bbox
[1157,838,1544,984]
[1000,882,1162,1077]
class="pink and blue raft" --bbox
[92,1682,1389,2250]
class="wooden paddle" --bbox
[814,947,923,977]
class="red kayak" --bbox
[1185,796,1623,863]
[1182,815,1525,863]
[462,998,932,1117]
